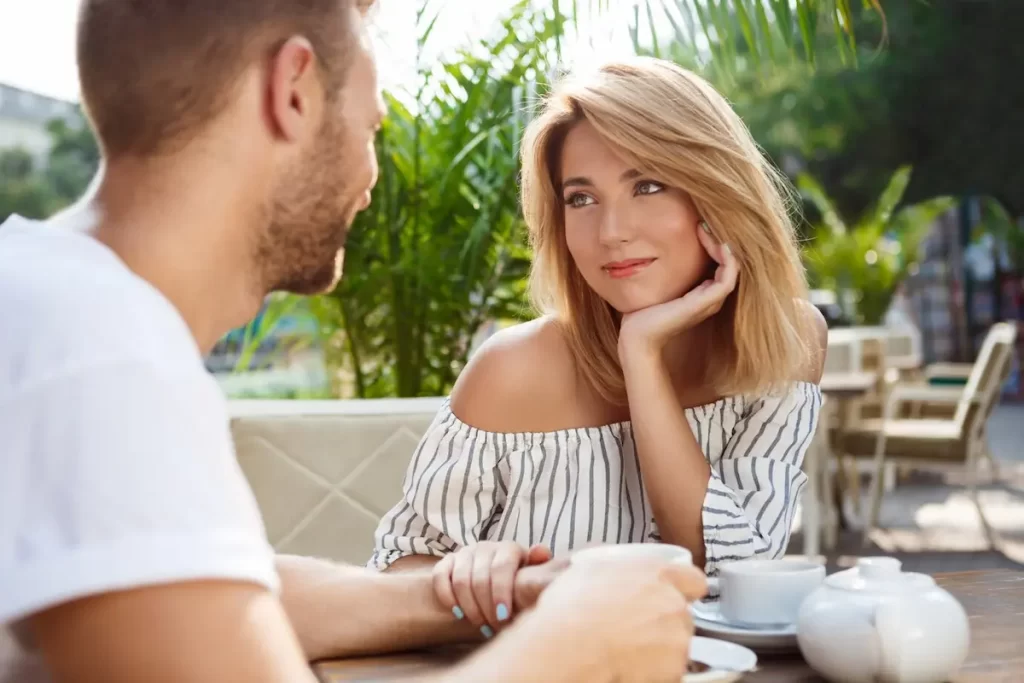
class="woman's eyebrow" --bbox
[561,176,592,189]
[561,169,642,190]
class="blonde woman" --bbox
[369,57,827,636]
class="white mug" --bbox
[571,543,693,568]
[710,559,825,627]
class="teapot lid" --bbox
[825,557,935,594]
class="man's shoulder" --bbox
[0,217,176,322]
[0,220,201,392]
[0,223,278,651]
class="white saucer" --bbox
[684,636,758,682]
[691,601,799,654]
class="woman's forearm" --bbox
[621,350,711,567]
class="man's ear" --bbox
[266,36,321,143]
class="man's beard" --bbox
[254,122,360,296]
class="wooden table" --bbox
[818,371,878,398]
[314,570,1024,682]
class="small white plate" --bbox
[684,635,758,682]
[691,601,799,654]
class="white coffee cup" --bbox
[711,559,825,627]
[571,543,693,568]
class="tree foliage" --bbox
[801,166,955,325]
[317,2,560,397]
[0,114,99,222]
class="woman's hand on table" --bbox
[432,542,554,635]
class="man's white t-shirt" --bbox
[0,214,279,682]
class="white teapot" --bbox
[796,557,970,683]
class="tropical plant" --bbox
[317,1,560,398]
[800,166,955,325]
[224,294,315,373]
[735,1,1024,225]
[587,0,885,77]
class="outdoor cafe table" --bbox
[314,569,1024,682]
[814,371,879,546]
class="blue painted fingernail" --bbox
[480,625,494,639]
[452,606,464,620]
[496,603,510,622]
[701,220,711,233]
[723,243,732,255]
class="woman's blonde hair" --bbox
[521,57,813,405]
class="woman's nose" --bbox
[598,208,633,245]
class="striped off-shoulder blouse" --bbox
[369,381,822,576]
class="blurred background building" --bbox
[0,83,80,162]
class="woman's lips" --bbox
[603,258,656,279]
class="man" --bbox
[0,1,705,682]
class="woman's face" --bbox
[559,120,711,314]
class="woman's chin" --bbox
[607,293,679,315]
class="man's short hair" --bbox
[77,0,370,157]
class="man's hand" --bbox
[531,559,706,683]
[30,580,315,683]
[512,554,570,613]
[446,559,707,683]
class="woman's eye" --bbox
[564,193,596,208]
[635,180,665,196]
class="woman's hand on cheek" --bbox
[617,221,738,363]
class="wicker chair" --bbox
[835,322,1018,546]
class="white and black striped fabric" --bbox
[369,381,822,576]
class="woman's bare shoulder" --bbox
[449,316,581,433]
[795,299,829,384]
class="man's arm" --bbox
[277,554,565,661]
[277,555,476,661]
[30,580,315,683]
[3,362,305,682]
[383,555,441,572]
